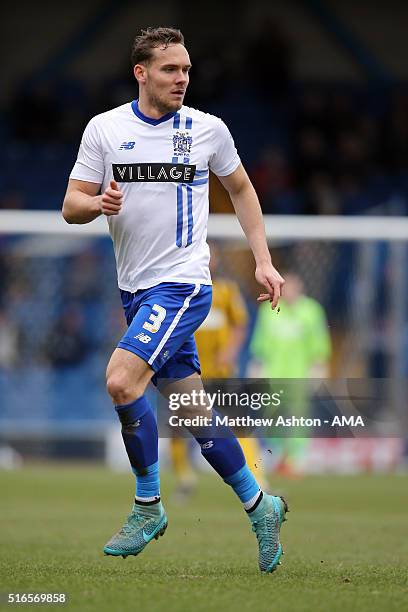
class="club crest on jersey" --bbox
[173,131,192,156]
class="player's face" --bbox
[142,44,191,114]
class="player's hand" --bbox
[255,262,285,310]
[100,180,123,216]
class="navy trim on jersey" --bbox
[195,169,209,176]
[173,113,180,129]
[185,117,192,130]
[131,100,176,125]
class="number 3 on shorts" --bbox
[143,304,166,333]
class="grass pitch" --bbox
[0,466,407,612]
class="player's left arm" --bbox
[218,164,284,309]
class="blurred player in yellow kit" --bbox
[170,242,268,498]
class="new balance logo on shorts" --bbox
[134,332,151,343]
[201,441,214,450]
[119,141,135,150]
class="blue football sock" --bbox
[224,465,262,511]
[116,396,160,501]
[195,411,261,508]
[133,461,160,503]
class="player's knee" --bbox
[106,370,144,405]
[106,372,129,403]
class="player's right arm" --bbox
[62,179,123,224]
[63,116,123,224]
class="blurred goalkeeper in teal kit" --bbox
[62,26,289,573]
[250,271,332,476]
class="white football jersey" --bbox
[70,101,240,292]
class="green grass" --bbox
[0,466,407,612]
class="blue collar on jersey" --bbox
[131,100,176,125]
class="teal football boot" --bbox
[104,501,168,558]
[249,494,288,573]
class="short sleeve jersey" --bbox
[70,101,240,292]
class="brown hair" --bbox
[131,27,185,67]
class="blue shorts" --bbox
[118,282,212,387]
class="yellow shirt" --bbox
[195,278,247,378]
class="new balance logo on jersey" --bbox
[201,441,214,450]
[112,163,196,183]
[134,332,151,343]
[119,141,135,150]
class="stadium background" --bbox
[1,0,408,467]
[1,2,407,611]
